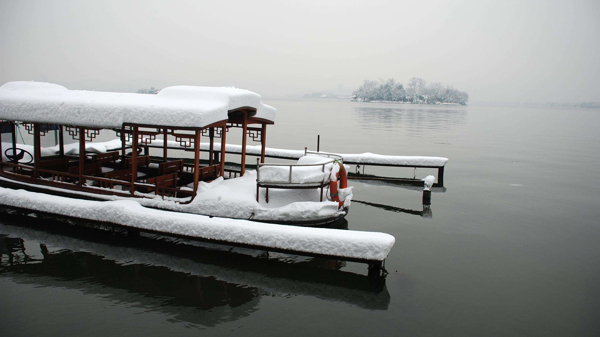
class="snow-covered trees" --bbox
[353,78,468,105]
[353,79,406,102]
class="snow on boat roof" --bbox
[0,81,276,129]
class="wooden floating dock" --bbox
[0,186,394,277]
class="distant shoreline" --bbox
[469,101,600,109]
[351,99,465,106]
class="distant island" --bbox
[137,87,160,94]
[352,78,469,105]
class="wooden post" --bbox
[317,135,320,152]
[131,126,138,194]
[78,127,85,186]
[209,127,214,166]
[193,130,201,196]
[260,123,267,163]
[58,125,65,157]
[438,166,444,187]
[120,127,126,162]
[33,124,41,179]
[11,122,17,172]
[220,125,227,177]
[241,113,247,176]
[163,128,168,162]
[11,122,17,158]
[256,157,260,202]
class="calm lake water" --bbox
[1,99,599,336]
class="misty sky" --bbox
[1,0,599,102]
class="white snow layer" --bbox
[0,186,395,261]
[149,140,449,167]
[0,81,276,129]
[422,175,435,190]
[162,170,347,222]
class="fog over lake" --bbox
[1,0,599,103]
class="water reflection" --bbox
[354,200,432,219]
[353,106,467,132]
[0,213,390,327]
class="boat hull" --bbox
[0,176,348,226]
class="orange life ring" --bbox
[329,161,348,208]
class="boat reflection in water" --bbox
[0,210,390,327]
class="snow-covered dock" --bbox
[0,186,395,265]
[143,141,448,168]
[138,141,449,186]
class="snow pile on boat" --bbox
[173,170,348,222]
[0,187,395,261]
[0,81,276,129]
[258,155,336,184]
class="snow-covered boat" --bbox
[0,81,353,225]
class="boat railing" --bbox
[304,149,343,161]
[255,155,342,203]
[1,161,34,177]
[2,159,198,200]
[256,157,337,186]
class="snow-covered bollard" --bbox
[422,175,435,206]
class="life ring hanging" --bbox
[329,160,347,208]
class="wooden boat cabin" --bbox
[0,81,275,203]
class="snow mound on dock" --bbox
[0,187,395,261]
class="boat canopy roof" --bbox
[0,81,276,129]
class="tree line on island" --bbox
[352,78,469,105]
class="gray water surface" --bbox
[1,100,599,336]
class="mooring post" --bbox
[423,190,431,206]
[422,190,431,206]
[317,135,320,152]
[368,261,383,278]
